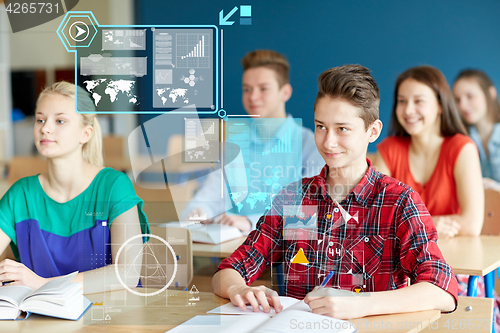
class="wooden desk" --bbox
[439,235,500,276]
[439,235,500,298]
[192,237,246,258]
[2,288,440,333]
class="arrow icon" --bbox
[75,25,86,38]
[219,6,238,25]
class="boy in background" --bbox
[182,50,323,231]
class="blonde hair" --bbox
[37,81,104,166]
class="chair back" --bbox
[8,156,48,184]
[134,182,198,224]
[420,296,493,332]
[481,188,500,235]
[103,136,125,159]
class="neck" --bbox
[409,132,444,155]
[475,115,495,142]
[326,158,368,201]
[45,152,90,196]
[256,110,287,139]
[274,106,287,119]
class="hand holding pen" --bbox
[320,270,335,287]
[304,270,367,319]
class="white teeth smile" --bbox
[405,119,420,124]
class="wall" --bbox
[0,3,12,161]
[136,0,500,151]
[3,0,136,155]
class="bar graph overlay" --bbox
[262,126,292,155]
[176,33,210,68]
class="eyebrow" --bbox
[35,112,68,116]
[314,119,353,126]
[243,83,271,87]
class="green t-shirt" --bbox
[0,168,149,277]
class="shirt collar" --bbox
[314,159,377,207]
[250,114,297,144]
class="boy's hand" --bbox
[0,259,48,290]
[304,287,367,319]
[220,214,251,232]
[227,285,283,313]
[434,216,461,238]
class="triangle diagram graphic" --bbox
[291,248,309,265]
[190,285,199,293]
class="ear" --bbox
[367,120,383,143]
[80,125,93,145]
[489,85,497,100]
[280,83,293,103]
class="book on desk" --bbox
[0,271,91,321]
[170,296,356,333]
[160,221,244,244]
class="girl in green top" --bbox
[0,82,149,293]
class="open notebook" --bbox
[169,296,356,333]
[160,221,244,244]
[0,271,92,320]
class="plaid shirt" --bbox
[218,162,458,306]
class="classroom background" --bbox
[1,1,500,331]
[0,0,499,160]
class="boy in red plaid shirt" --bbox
[213,64,458,319]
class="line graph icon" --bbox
[155,69,173,84]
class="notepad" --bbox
[169,297,356,333]
[0,271,92,320]
[208,296,303,316]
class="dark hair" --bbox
[241,50,290,87]
[390,66,467,137]
[314,64,379,130]
[454,69,500,127]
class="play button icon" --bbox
[75,26,86,38]
[69,21,90,42]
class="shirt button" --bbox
[334,208,339,213]
[364,237,369,242]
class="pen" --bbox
[320,270,334,287]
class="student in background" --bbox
[453,69,500,188]
[374,66,483,239]
[213,65,457,319]
[0,82,149,293]
[373,66,500,331]
[182,50,324,232]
